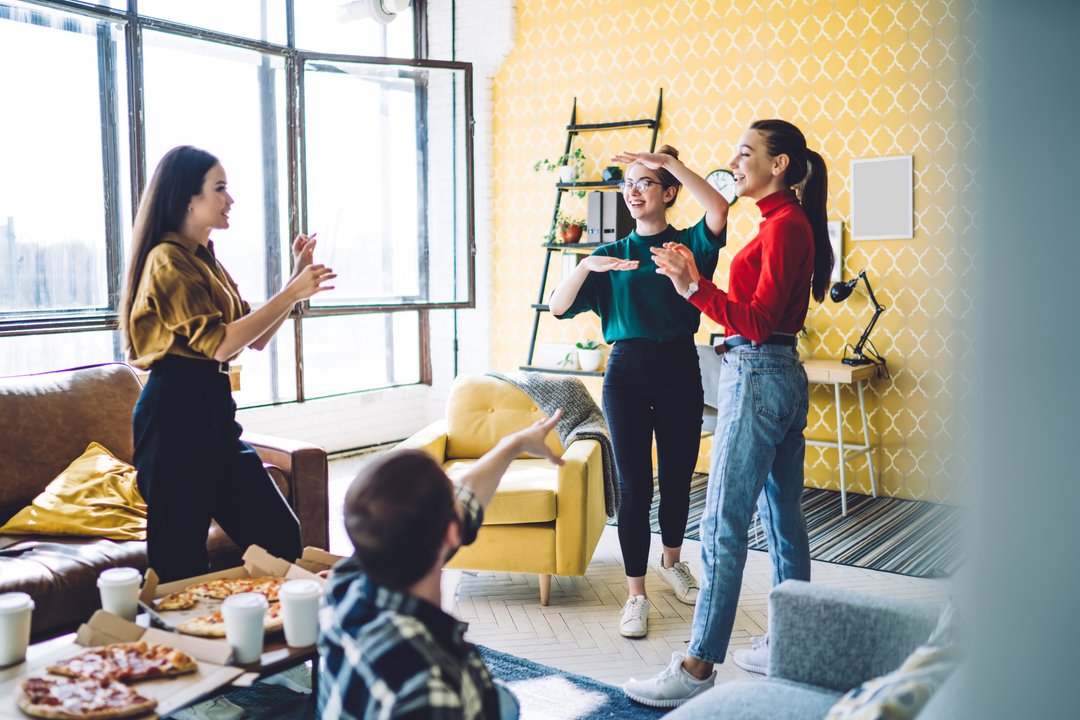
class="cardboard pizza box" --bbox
[293,546,346,575]
[0,610,243,719]
[139,545,323,634]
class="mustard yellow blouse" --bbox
[128,232,251,369]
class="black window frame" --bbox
[0,0,475,401]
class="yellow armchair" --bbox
[397,375,608,605]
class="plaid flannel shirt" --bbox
[317,485,500,720]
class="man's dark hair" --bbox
[344,450,458,589]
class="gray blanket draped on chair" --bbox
[486,371,619,517]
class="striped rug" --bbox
[615,473,964,578]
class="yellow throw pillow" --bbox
[0,442,147,541]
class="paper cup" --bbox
[0,592,34,667]
[222,592,268,664]
[97,567,142,621]
[279,579,321,648]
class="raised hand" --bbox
[288,263,336,301]
[513,409,566,466]
[611,151,670,171]
[291,233,317,275]
[651,242,700,296]
[583,255,639,273]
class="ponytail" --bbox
[802,150,831,303]
[749,119,833,303]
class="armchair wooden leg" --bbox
[539,574,551,606]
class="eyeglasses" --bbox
[617,178,663,194]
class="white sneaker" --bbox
[623,651,716,708]
[169,697,246,720]
[619,595,650,638]
[656,560,699,605]
[732,633,769,674]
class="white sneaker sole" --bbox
[732,655,767,674]
[619,625,647,639]
[623,687,694,708]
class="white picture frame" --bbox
[827,220,844,282]
[851,155,913,240]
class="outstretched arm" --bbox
[458,410,565,509]
[249,233,319,351]
[548,255,638,316]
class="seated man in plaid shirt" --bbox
[318,410,565,719]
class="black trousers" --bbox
[133,356,301,582]
[602,336,703,578]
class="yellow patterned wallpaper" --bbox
[490,0,975,502]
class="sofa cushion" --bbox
[444,459,557,524]
[667,678,841,720]
[444,375,564,460]
[0,442,146,541]
[825,603,961,720]
[0,364,142,518]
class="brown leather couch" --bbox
[0,363,329,639]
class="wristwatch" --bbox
[679,281,699,300]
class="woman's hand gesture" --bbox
[611,151,670,171]
[583,255,639,273]
[287,263,337,301]
[291,233,317,275]
[651,242,700,296]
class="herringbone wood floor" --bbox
[329,453,952,687]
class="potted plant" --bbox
[554,211,586,244]
[575,339,606,372]
[534,148,586,185]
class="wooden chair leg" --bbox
[539,574,551,606]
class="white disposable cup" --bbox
[97,567,142,621]
[222,592,268,664]
[0,592,34,667]
[279,579,321,648]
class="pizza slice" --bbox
[154,590,198,611]
[18,676,157,720]
[183,579,234,601]
[46,642,197,683]
[176,602,284,638]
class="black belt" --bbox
[715,334,798,354]
[152,355,231,375]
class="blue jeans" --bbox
[688,343,811,664]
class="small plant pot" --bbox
[577,348,603,372]
[558,165,575,184]
[602,166,623,183]
[558,223,582,243]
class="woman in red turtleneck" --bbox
[622,119,835,707]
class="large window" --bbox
[0,0,474,405]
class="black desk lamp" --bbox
[830,270,886,367]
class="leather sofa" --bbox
[0,363,329,639]
[398,374,607,606]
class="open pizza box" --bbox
[293,546,346,575]
[0,610,243,719]
[138,544,323,635]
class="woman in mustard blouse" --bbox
[120,146,336,582]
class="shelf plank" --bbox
[557,181,620,190]
[530,304,550,311]
[542,242,611,253]
[567,119,657,132]
[519,365,604,377]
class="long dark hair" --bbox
[120,146,219,355]
[749,120,831,303]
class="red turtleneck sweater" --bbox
[690,189,814,343]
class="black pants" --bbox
[602,336,703,578]
[133,356,301,582]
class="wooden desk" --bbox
[803,359,880,516]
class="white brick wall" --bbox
[238,1,516,453]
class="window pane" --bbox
[137,0,287,45]
[301,313,420,399]
[232,320,298,408]
[0,331,121,378]
[303,61,470,308]
[295,2,413,57]
[142,31,289,303]
[0,4,130,313]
